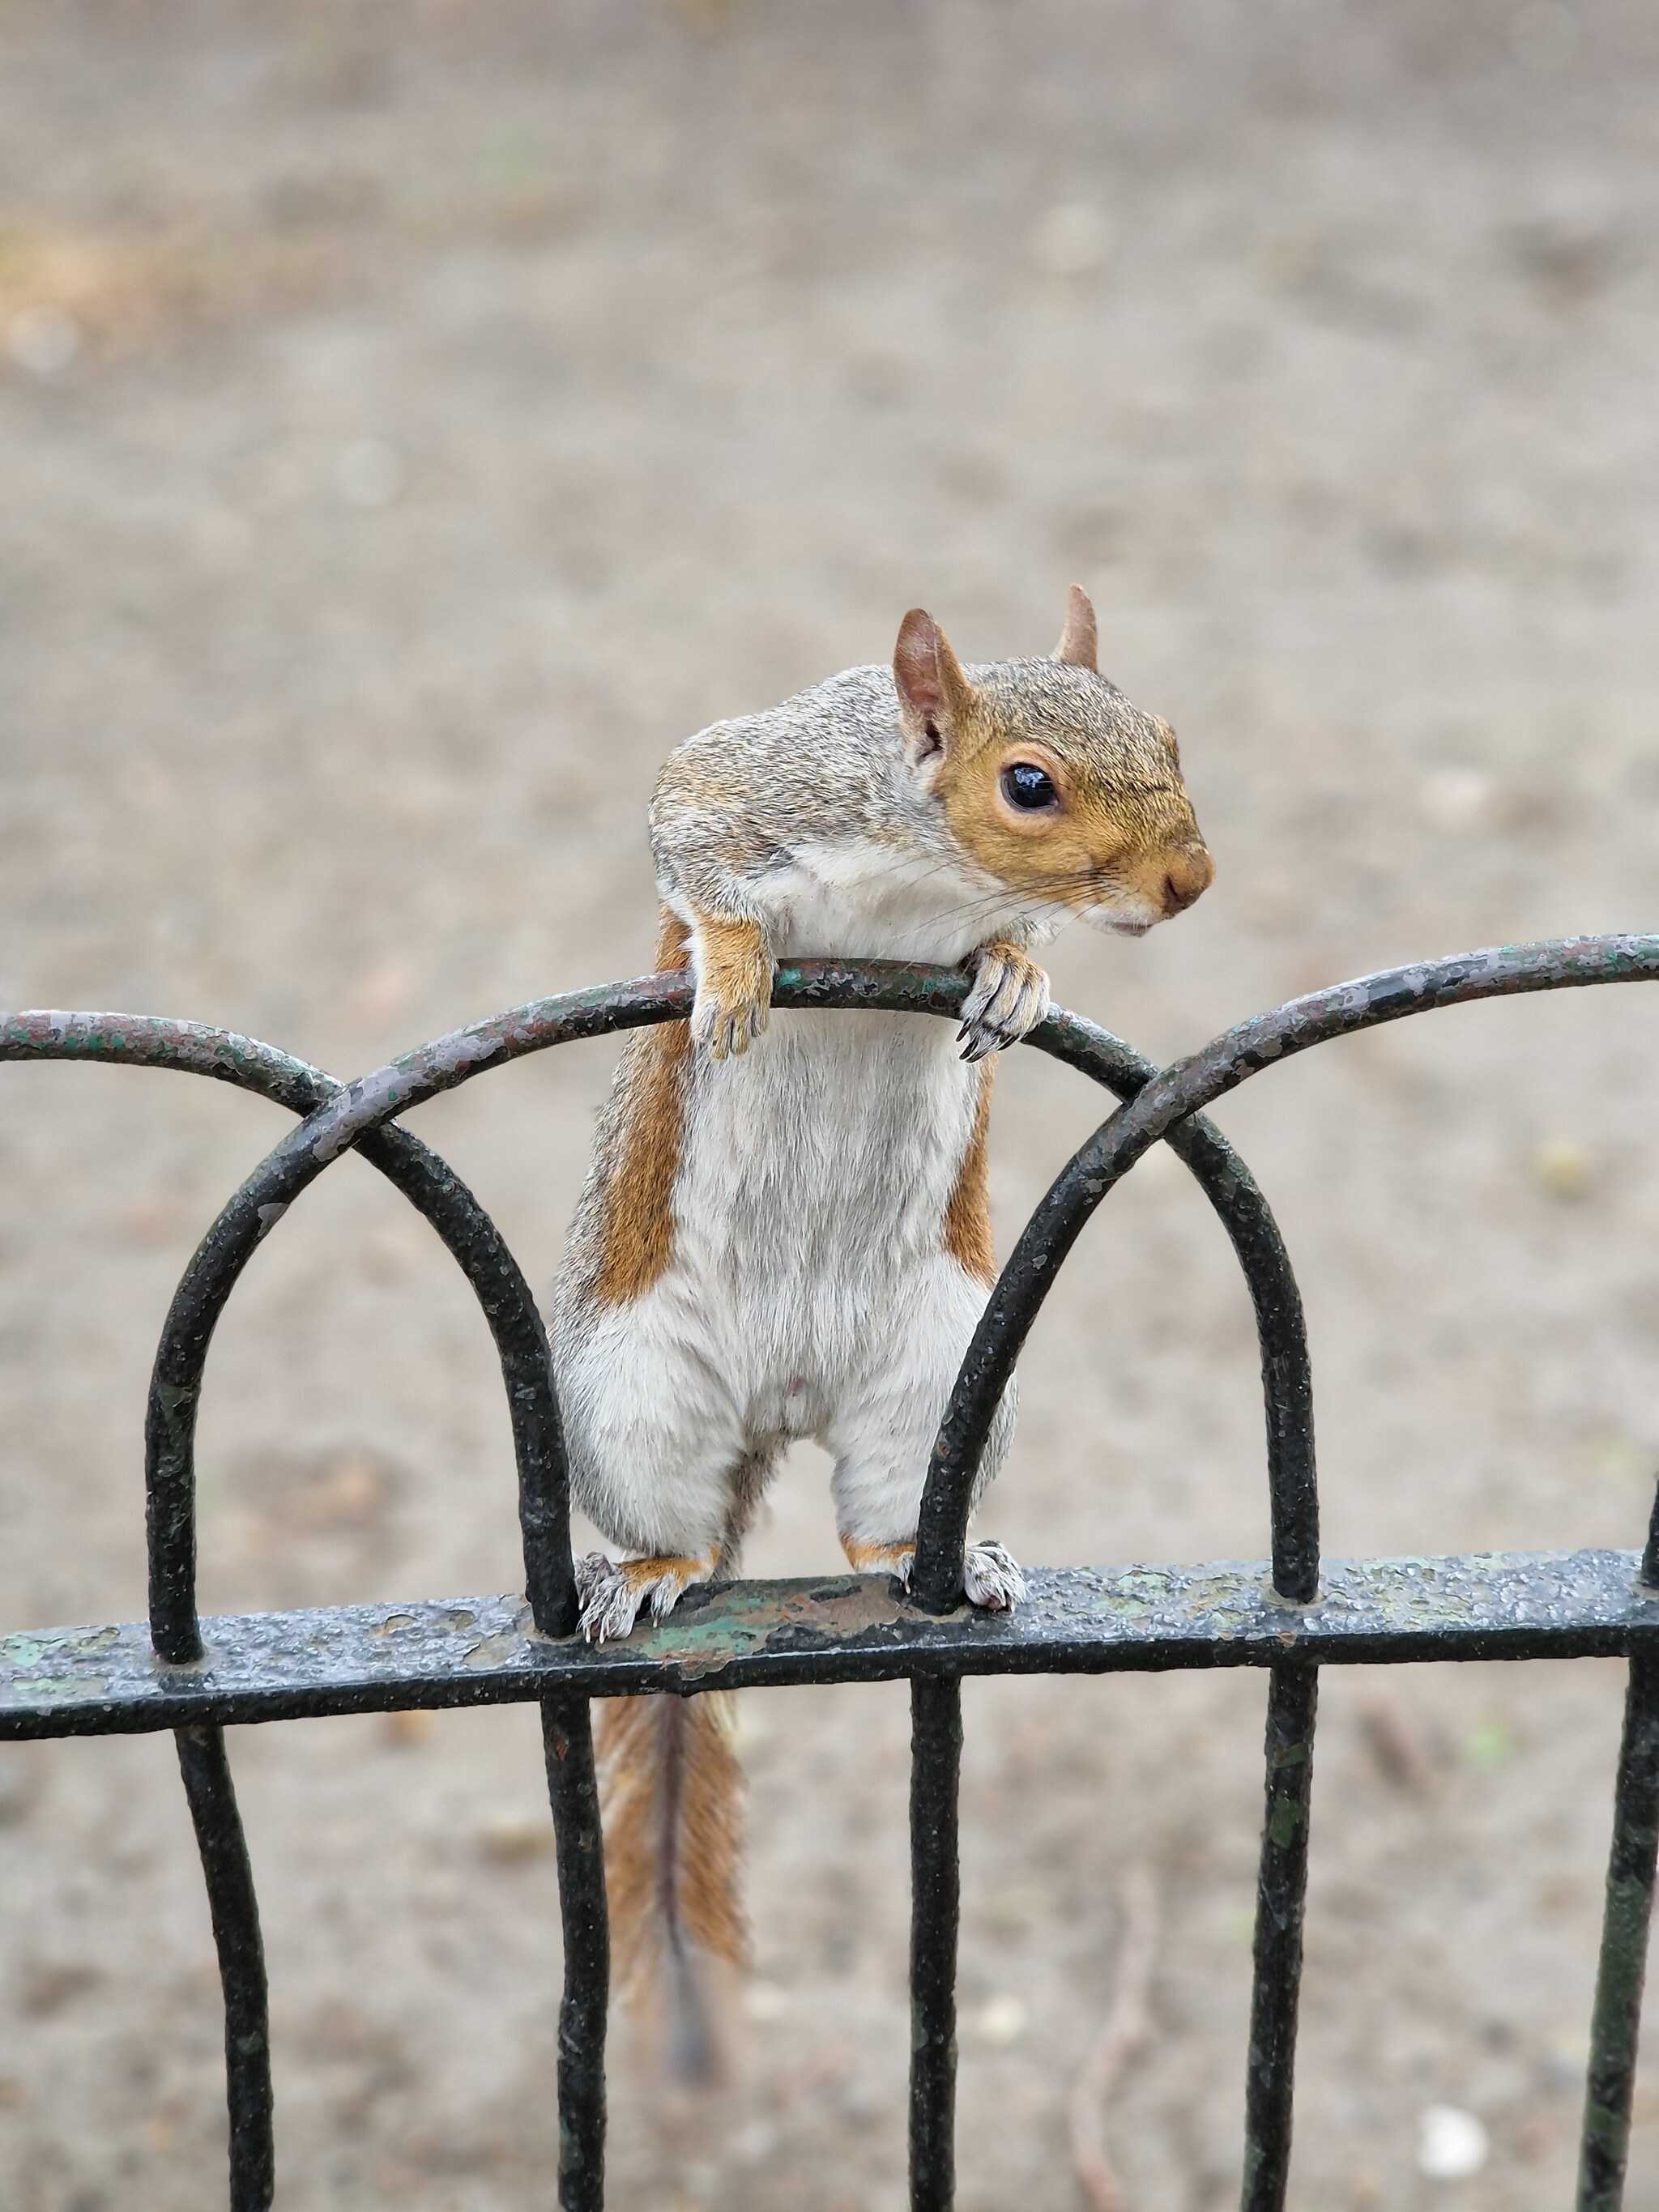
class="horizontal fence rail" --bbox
[7,1549,1659,1735]
[1,931,1657,2212]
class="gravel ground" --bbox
[2,3,1659,2207]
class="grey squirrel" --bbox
[552,588,1212,2073]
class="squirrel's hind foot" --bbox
[842,1535,1026,1613]
[958,944,1051,1063]
[963,1539,1026,1612]
[575,1549,716,1643]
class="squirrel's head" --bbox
[893,588,1213,936]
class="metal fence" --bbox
[3,933,1659,2212]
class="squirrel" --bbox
[551,587,1212,2075]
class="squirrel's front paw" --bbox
[959,943,1051,1063]
[689,915,774,1061]
[575,1550,715,1643]
[963,1539,1026,1612]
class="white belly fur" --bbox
[668,1006,981,1427]
[659,843,1012,1428]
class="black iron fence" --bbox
[3,933,1659,2211]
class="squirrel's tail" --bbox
[595,1689,748,2082]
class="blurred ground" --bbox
[2,1,1658,2206]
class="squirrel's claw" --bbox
[958,944,1051,1061]
[963,1539,1026,1613]
[575,1553,647,1643]
[693,991,769,1062]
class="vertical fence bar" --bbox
[175,1724,274,2212]
[1577,1650,1659,2210]
[910,1672,962,2212]
[1240,1663,1318,2212]
[542,1695,609,2212]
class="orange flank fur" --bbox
[942,1059,996,1285]
[595,1691,748,2083]
[592,908,692,1307]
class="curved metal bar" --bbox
[147,1120,569,1653]
[0,1008,334,1102]
[348,1128,571,1637]
[1025,1010,1316,1605]
[140,978,689,1659]
[911,931,1659,1612]
[0,1012,569,1656]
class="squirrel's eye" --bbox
[1001,761,1060,812]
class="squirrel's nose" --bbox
[1160,844,1214,916]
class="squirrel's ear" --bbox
[1053,584,1098,671]
[893,609,972,769]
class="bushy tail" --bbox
[595,1690,748,2083]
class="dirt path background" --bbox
[2,2,1659,2206]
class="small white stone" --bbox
[7,302,82,376]
[1420,766,1492,830]
[335,436,406,508]
[1417,2103,1489,2181]
[1031,202,1112,279]
[975,1993,1028,2046]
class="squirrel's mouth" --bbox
[1081,902,1157,939]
